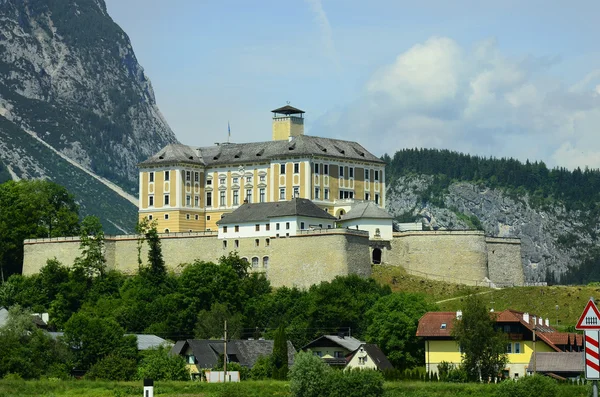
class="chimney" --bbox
[523,312,530,323]
[545,318,549,327]
[538,317,543,326]
[271,105,305,141]
[532,316,536,325]
[456,310,463,320]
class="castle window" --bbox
[233,190,239,206]
[207,192,212,207]
[220,191,226,206]
[246,189,252,203]
[207,215,210,220]
[186,195,191,206]
[148,214,153,220]
[300,222,305,230]
[265,239,270,247]
[266,224,270,231]
[164,214,169,220]
[276,223,280,231]
[164,171,170,181]
[186,171,191,181]
[324,189,329,200]
[235,240,239,248]
[294,163,299,174]
[252,257,259,268]
[255,239,259,247]
[233,177,239,184]
[164,228,169,233]
[279,188,286,200]
[263,256,269,268]
[372,248,382,264]
[194,172,199,182]
[247,176,252,184]
[374,170,379,181]
[365,193,370,201]
[223,240,227,249]
[365,169,369,180]
[260,175,266,182]
[255,224,260,232]
[259,188,265,203]
[324,164,329,175]
[280,163,286,175]
[349,167,354,178]
[194,196,199,207]
[195,215,199,220]
[286,222,290,230]
[375,194,380,205]
[207,179,212,185]
[314,163,319,174]
[149,172,154,182]
[223,226,227,233]
[186,214,190,220]
[315,187,320,199]
[339,166,344,177]
[149,195,154,207]
[220,178,226,185]
[293,186,299,198]
[235,225,239,232]
[164,194,170,205]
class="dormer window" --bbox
[441,323,447,329]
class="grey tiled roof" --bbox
[139,135,384,167]
[302,335,364,352]
[357,344,394,370]
[217,198,336,225]
[527,352,583,373]
[341,201,393,221]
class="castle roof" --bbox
[216,198,336,225]
[341,201,393,221]
[139,135,384,167]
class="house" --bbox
[337,201,394,240]
[527,352,584,380]
[301,335,364,367]
[416,309,583,379]
[137,105,387,233]
[346,343,394,371]
[171,339,296,378]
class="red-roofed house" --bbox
[416,309,583,379]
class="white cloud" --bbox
[305,0,340,70]
[312,37,600,169]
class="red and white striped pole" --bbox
[586,331,599,397]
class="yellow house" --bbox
[416,309,583,379]
[137,105,386,233]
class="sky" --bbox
[104,0,600,169]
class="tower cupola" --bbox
[271,105,305,141]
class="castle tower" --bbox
[271,105,305,141]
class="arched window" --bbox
[372,248,382,264]
[252,257,259,268]
[164,228,170,233]
[241,257,249,263]
[263,256,269,269]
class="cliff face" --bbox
[0,0,179,232]
[387,175,597,282]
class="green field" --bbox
[0,379,590,397]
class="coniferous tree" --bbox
[271,324,289,380]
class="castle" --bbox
[22,106,525,288]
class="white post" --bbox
[143,379,154,397]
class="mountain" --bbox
[384,149,600,284]
[0,0,178,233]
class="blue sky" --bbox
[105,0,600,169]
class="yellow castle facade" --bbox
[137,106,387,233]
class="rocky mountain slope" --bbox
[0,0,178,233]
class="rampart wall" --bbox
[486,237,525,287]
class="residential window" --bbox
[514,343,521,354]
[164,214,169,220]
[233,190,239,205]
[276,223,280,231]
[506,343,512,354]
[365,193,370,200]
[149,172,154,182]
[294,163,299,174]
[279,188,286,200]
[235,240,239,248]
[255,224,260,231]
[194,172,199,182]
[293,186,299,198]
[164,170,170,181]
[220,191,226,206]
[246,189,252,203]
[339,166,344,177]
[324,188,329,200]
[365,169,369,180]
[314,163,319,174]
[300,222,305,229]
[265,239,270,247]
[149,195,154,207]
[186,171,191,181]
[324,164,329,175]
[334,351,344,358]
[266,224,270,231]
[206,192,212,206]
[194,196,199,207]
[286,222,290,230]
[255,239,259,247]
[358,357,365,365]
[263,256,269,268]
[349,167,354,178]
[223,240,227,249]
[375,193,380,204]
[375,170,379,181]
[164,194,170,206]
[252,257,259,268]
[440,323,447,329]
[235,225,239,232]
[223,226,228,233]
[280,163,286,174]
[259,188,265,203]
[315,187,320,199]
[186,195,191,206]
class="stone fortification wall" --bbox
[486,237,525,286]
[23,230,371,289]
[386,231,490,286]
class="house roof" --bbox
[302,335,364,352]
[341,201,393,221]
[139,135,384,167]
[349,344,394,370]
[131,334,172,350]
[272,105,305,115]
[171,339,296,368]
[217,198,336,225]
[416,312,456,337]
[527,352,584,373]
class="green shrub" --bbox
[328,368,384,397]
[250,355,273,380]
[137,346,189,381]
[85,354,137,381]
[289,351,330,397]
[496,375,558,397]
